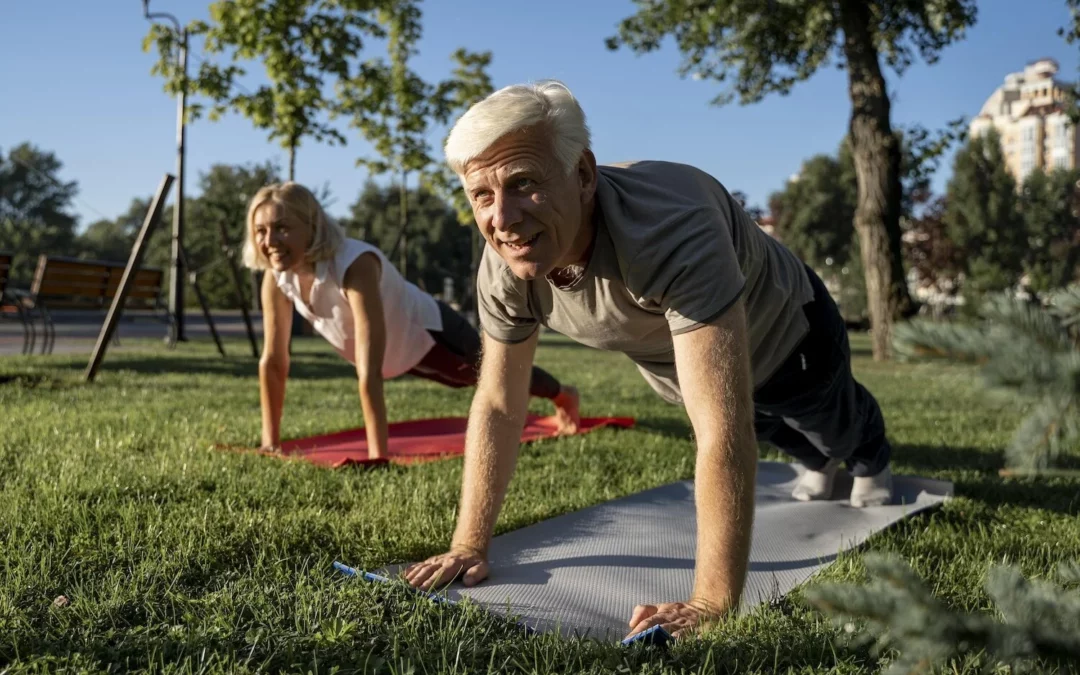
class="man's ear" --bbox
[578,149,598,198]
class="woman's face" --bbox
[253,202,313,272]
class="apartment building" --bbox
[969,58,1079,182]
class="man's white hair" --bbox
[444,79,591,177]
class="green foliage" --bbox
[338,2,493,277]
[944,129,1026,298]
[769,154,856,271]
[1018,168,1080,294]
[344,181,472,297]
[341,1,432,178]
[142,0,391,179]
[180,161,281,308]
[0,143,79,284]
[894,285,1080,472]
[605,0,977,108]
[423,48,495,227]
[902,195,965,296]
[805,552,1080,675]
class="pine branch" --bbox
[893,285,1080,472]
[1005,395,1080,471]
[804,553,1080,674]
[987,565,1080,661]
[891,319,997,364]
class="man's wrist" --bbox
[450,540,488,559]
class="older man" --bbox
[404,80,894,639]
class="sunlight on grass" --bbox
[0,332,1076,673]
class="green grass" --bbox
[0,332,1077,674]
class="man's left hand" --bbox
[625,599,716,640]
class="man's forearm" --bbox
[691,427,757,614]
[450,391,529,556]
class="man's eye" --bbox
[515,178,534,189]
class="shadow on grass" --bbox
[44,355,353,381]
[631,416,692,440]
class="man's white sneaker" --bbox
[791,458,844,501]
[850,466,893,508]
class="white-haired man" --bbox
[404,80,895,639]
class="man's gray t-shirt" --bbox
[477,160,815,405]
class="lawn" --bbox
[1,332,1077,674]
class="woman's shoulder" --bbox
[333,238,387,288]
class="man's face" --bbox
[463,127,594,280]
[253,202,313,273]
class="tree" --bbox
[423,48,495,320]
[346,181,472,297]
[805,552,1080,674]
[944,128,1026,299]
[143,0,389,181]
[902,195,964,301]
[182,162,281,308]
[340,3,494,283]
[894,284,1080,473]
[340,0,432,280]
[730,190,764,222]
[0,143,79,283]
[769,154,857,271]
[606,0,977,360]
[1019,168,1080,294]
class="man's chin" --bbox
[505,258,554,281]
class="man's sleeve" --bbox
[629,206,747,336]
[476,245,539,344]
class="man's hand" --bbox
[403,548,489,591]
[625,599,717,640]
[403,331,537,591]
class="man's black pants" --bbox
[752,266,891,478]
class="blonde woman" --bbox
[243,182,580,460]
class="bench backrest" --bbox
[31,255,165,310]
[0,252,11,296]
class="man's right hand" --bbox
[403,548,489,591]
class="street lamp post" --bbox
[143,0,187,343]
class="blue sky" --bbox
[1,0,1076,228]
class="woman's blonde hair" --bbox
[242,181,346,270]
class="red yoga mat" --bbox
[220,415,635,469]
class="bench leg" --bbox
[37,303,55,355]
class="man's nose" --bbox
[491,193,523,232]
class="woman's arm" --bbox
[342,254,389,460]
[259,271,294,449]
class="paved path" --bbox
[0,310,264,356]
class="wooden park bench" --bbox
[0,251,37,355]
[17,255,171,355]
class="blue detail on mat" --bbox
[621,624,672,647]
[333,560,670,646]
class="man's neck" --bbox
[547,200,598,287]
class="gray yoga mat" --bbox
[381,461,953,641]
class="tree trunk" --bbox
[288,144,296,182]
[837,0,913,361]
[388,171,410,278]
[399,168,408,278]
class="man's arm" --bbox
[404,328,539,590]
[342,254,389,461]
[627,298,757,637]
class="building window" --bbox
[1055,154,1068,169]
